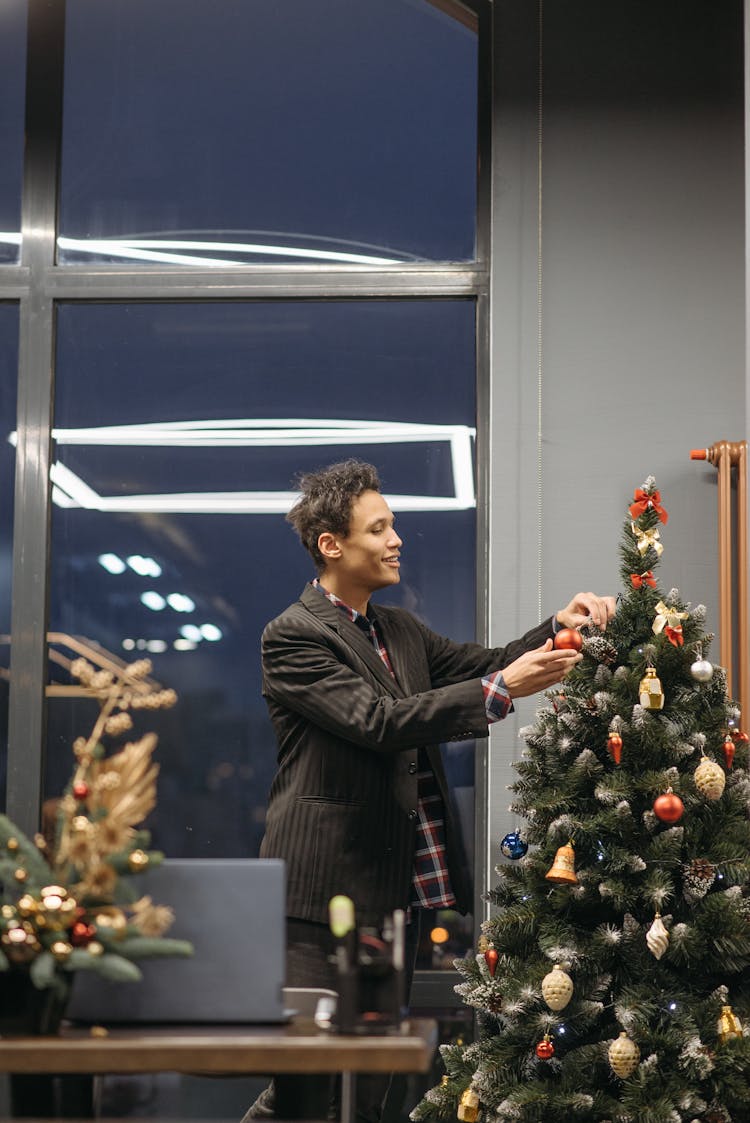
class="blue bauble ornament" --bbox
[500,831,528,860]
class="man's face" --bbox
[332,490,403,593]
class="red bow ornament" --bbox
[629,488,668,524]
[630,571,656,589]
[664,625,684,647]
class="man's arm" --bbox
[262,619,491,751]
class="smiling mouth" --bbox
[384,556,400,565]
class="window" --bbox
[0,1,27,264]
[0,305,19,806]
[48,299,477,865]
[59,0,478,265]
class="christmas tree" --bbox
[412,477,750,1123]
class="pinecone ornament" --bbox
[682,857,716,903]
[582,634,618,666]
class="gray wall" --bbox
[482,0,746,910]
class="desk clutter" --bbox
[327,895,405,1035]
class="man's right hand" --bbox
[501,639,581,699]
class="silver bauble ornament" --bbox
[690,658,714,682]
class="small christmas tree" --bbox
[413,478,750,1123]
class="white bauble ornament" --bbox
[694,756,726,801]
[608,1032,640,1078]
[645,914,669,959]
[541,964,573,1011]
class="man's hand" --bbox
[502,639,581,699]
[556,591,616,631]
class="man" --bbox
[248,459,615,1121]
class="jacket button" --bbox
[408,809,418,821]
[408,762,417,774]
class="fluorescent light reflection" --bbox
[56,235,403,267]
[15,419,477,515]
[98,553,127,574]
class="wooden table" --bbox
[0,1019,438,1122]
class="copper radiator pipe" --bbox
[690,440,749,725]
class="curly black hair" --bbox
[286,459,382,572]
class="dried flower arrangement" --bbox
[0,656,192,1008]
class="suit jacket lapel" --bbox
[299,585,404,698]
[371,606,412,696]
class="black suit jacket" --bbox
[259,584,555,926]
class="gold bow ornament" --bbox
[632,523,663,557]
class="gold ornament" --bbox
[6,837,19,852]
[457,1087,480,1123]
[13,867,28,883]
[127,848,149,872]
[16,894,39,918]
[632,524,663,557]
[86,940,104,957]
[645,914,669,959]
[545,841,578,884]
[639,666,665,710]
[694,757,726,801]
[541,964,573,1011]
[717,1005,743,1044]
[440,1075,449,1087]
[608,1031,640,1078]
[477,934,490,954]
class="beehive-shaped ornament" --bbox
[545,841,578,885]
[608,1032,640,1078]
[541,964,573,1011]
[694,756,725,801]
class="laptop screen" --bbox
[67,858,287,1024]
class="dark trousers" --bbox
[242,913,422,1123]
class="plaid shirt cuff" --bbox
[482,670,513,724]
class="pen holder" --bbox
[334,924,405,1035]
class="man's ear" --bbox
[317,531,342,562]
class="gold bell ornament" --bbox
[457,1086,480,1123]
[717,1004,743,1045]
[694,756,726,801]
[541,964,573,1011]
[545,840,578,885]
[608,1031,640,1078]
[638,666,664,710]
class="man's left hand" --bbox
[556,592,616,632]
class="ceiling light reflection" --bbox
[166,593,195,613]
[180,624,203,643]
[200,624,223,642]
[98,553,127,574]
[141,591,166,611]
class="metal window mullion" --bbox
[7,0,65,834]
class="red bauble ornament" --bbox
[72,781,90,801]
[723,734,736,770]
[607,732,623,764]
[653,791,684,823]
[484,948,499,977]
[554,628,583,652]
[535,1036,555,1060]
[70,920,95,946]
[733,730,749,743]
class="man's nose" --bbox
[388,529,403,548]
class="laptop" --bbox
[67,858,287,1024]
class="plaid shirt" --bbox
[312,580,512,910]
